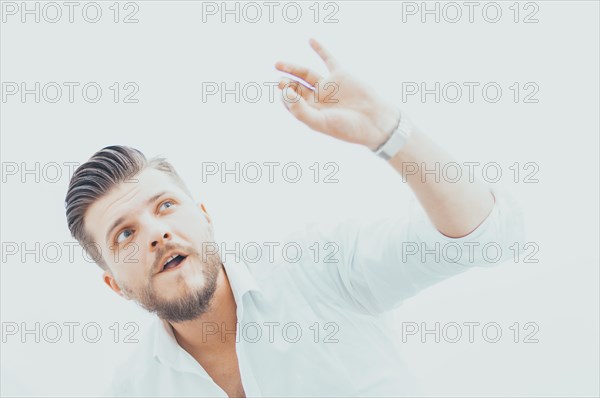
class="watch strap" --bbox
[373,110,411,161]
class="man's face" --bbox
[85,167,222,322]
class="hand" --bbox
[275,38,401,150]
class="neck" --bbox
[169,264,238,354]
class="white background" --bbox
[1,1,599,396]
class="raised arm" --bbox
[275,38,494,238]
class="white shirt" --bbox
[105,187,524,397]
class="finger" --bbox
[278,77,313,101]
[281,94,325,132]
[274,61,323,87]
[309,38,340,72]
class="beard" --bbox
[124,244,223,323]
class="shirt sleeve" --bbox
[293,185,526,315]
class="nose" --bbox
[151,232,171,249]
[149,223,172,250]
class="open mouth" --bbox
[161,254,188,272]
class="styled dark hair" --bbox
[65,145,190,270]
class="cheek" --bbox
[115,242,143,264]
[110,243,150,281]
[174,209,211,238]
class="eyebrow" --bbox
[104,191,168,244]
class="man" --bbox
[65,39,524,397]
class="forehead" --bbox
[85,167,189,243]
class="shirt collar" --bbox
[151,257,262,372]
[222,255,263,307]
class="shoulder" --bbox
[244,217,371,309]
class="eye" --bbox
[159,200,176,211]
[116,228,134,244]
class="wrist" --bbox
[371,107,413,161]
[366,105,401,151]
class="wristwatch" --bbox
[372,110,412,161]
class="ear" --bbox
[197,202,212,225]
[103,270,130,300]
